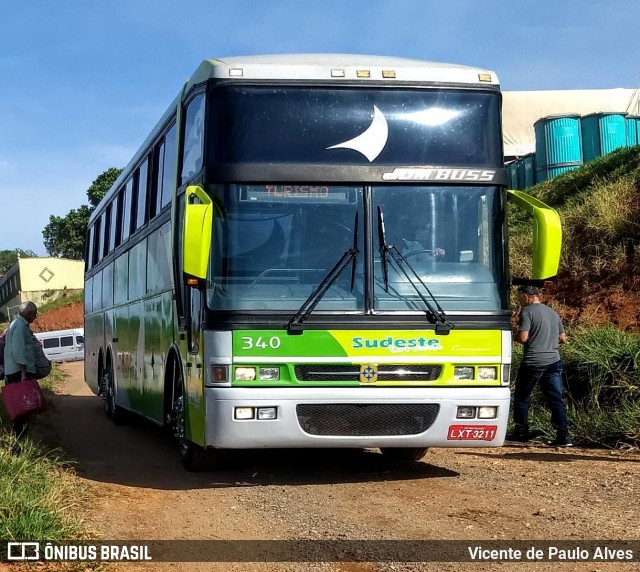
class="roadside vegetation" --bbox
[37,291,84,315]
[0,365,89,542]
[510,146,640,447]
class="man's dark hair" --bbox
[518,285,540,296]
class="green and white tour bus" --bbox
[84,55,561,470]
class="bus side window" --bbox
[160,124,177,208]
[181,93,205,184]
[121,178,133,243]
[86,226,94,271]
[60,336,73,348]
[114,188,124,249]
[150,140,164,220]
[135,157,149,231]
[93,216,102,265]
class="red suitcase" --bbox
[2,379,46,420]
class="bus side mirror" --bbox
[183,185,212,282]
[507,190,562,284]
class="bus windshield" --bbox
[373,185,506,312]
[207,86,502,167]
[207,184,364,312]
[206,184,507,313]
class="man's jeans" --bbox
[513,360,569,439]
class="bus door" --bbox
[175,188,207,446]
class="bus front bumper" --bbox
[203,386,510,449]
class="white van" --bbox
[34,328,84,363]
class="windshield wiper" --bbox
[286,212,359,334]
[377,207,453,335]
[377,206,390,292]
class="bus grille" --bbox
[295,364,442,382]
[296,403,440,436]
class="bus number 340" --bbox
[241,336,282,350]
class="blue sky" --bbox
[1,0,638,255]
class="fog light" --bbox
[478,406,498,419]
[235,367,256,381]
[478,366,497,380]
[457,406,476,419]
[257,407,277,420]
[234,407,255,420]
[454,366,474,380]
[259,367,280,381]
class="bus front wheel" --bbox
[379,447,429,462]
[170,365,223,472]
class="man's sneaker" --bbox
[505,433,530,443]
[548,437,573,448]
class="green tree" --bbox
[42,205,91,259]
[0,249,37,275]
[42,168,122,259]
[87,167,122,207]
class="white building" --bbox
[0,257,84,320]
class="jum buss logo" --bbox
[352,336,442,351]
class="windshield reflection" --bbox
[207,185,364,312]
[206,184,507,313]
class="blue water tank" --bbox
[581,112,627,162]
[534,114,582,182]
[516,160,525,189]
[627,116,639,146]
[522,154,536,188]
[506,160,519,189]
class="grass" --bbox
[0,364,88,542]
[528,144,640,209]
[510,148,640,292]
[0,433,85,541]
[511,327,640,448]
[508,148,640,447]
[37,291,84,315]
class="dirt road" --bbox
[45,362,640,571]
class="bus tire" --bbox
[103,358,126,425]
[169,360,224,472]
[179,440,221,472]
[379,447,429,462]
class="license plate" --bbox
[447,424,498,441]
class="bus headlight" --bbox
[257,407,277,420]
[234,407,255,420]
[259,367,280,381]
[457,406,476,419]
[454,366,474,380]
[478,406,498,419]
[235,367,256,381]
[478,366,497,380]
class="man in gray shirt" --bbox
[508,286,571,447]
[4,301,38,436]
